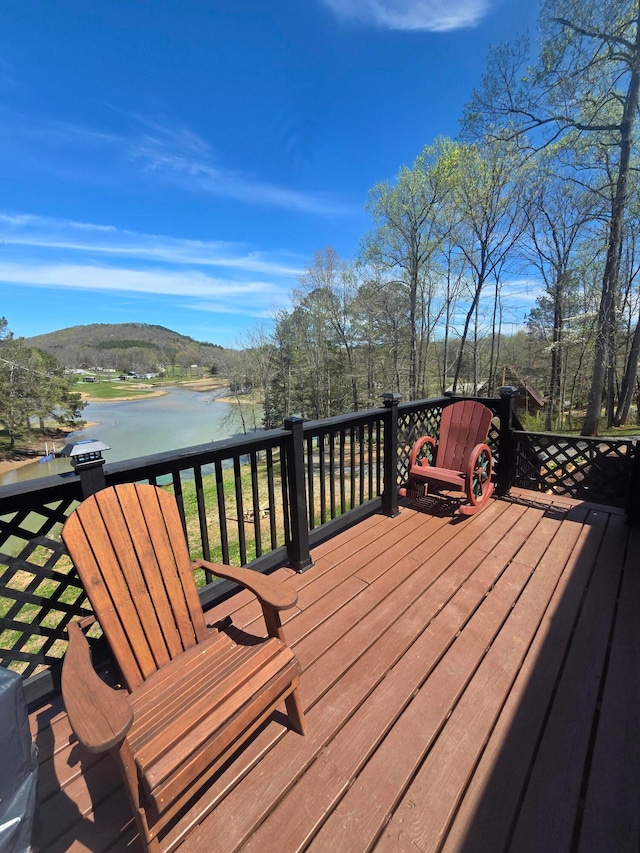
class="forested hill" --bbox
[25,323,227,374]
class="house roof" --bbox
[503,365,546,407]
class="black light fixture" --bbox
[381,392,401,405]
[60,439,111,469]
[60,440,111,497]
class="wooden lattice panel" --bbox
[0,497,92,678]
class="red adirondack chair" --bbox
[399,400,494,515]
[61,483,305,852]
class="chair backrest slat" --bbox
[436,401,493,472]
[135,485,207,647]
[62,483,208,691]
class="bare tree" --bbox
[465,0,640,433]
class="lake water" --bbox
[0,387,254,486]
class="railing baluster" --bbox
[350,426,356,511]
[194,467,212,577]
[376,421,382,496]
[329,430,336,519]
[359,424,365,504]
[215,459,230,565]
[306,435,315,530]
[339,430,346,515]
[319,432,327,525]
[367,421,374,499]
[172,471,187,540]
[250,451,262,559]
[281,449,291,546]
[233,457,247,565]
[266,447,278,551]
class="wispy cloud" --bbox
[0,261,290,322]
[0,213,304,276]
[320,0,491,31]
[127,115,351,215]
[0,212,299,323]
[0,261,276,299]
[1,108,352,216]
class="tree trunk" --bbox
[546,277,563,431]
[408,255,419,400]
[453,272,486,392]
[614,312,640,425]
[582,21,640,434]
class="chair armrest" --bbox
[193,560,298,611]
[409,435,436,469]
[62,620,133,753]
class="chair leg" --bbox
[285,685,307,735]
[399,479,427,499]
[115,740,159,852]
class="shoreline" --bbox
[78,377,228,404]
[0,421,99,476]
[0,380,233,477]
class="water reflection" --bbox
[1,388,256,486]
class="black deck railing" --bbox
[0,388,637,705]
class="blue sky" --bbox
[0,0,540,347]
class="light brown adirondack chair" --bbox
[61,483,306,852]
[400,400,495,515]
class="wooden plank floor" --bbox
[30,490,640,852]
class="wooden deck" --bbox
[30,490,640,852]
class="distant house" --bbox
[445,380,488,396]
[446,370,546,416]
[499,366,546,415]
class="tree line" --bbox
[27,322,226,378]
[230,0,640,437]
[0,318,86,449]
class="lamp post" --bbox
[60,439,110,498]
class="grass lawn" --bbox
[77,379,165,400]
[76,375,231,402]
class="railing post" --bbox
[284,416,313,572]
[381,393,401,517]
[625,439,640,524]
[496,386,517,497]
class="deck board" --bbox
[30,493,640,853]
[509,510,627,853]
[378,507,592,852]
[577,525,640,852]
[440,505,597,853]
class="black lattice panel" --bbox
[397,406,443,484]
[487,420,500,462]
[0,497,92,678]
[514,433,634,507]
